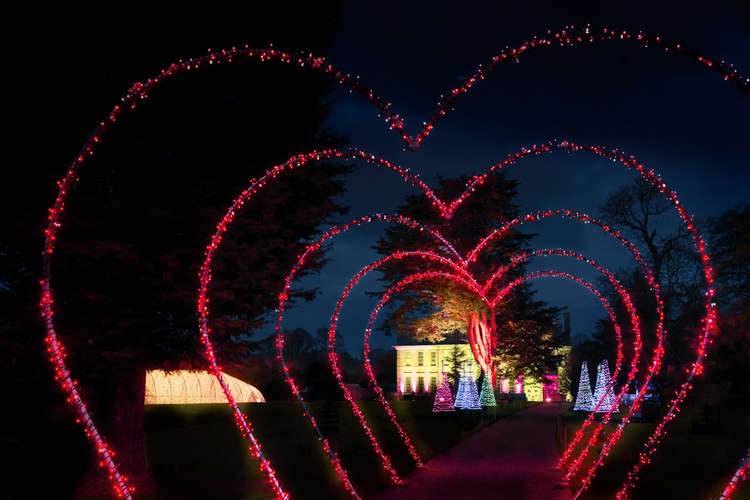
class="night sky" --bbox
[280,3,749,352]
[17,3,749,357]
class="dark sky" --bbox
[15,3,748,358]
[277,2,750,353]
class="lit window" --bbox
[405,352,411,366]
[430,376,437,392]
[418,376,424,393]
[430,351,437,366]
[418,351,424,366]
[405,376,412,393]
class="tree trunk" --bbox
[467,311,498,388]
[77,364,153,496]
[111,365,147,475]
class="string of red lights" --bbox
[484,248,641,478]
[717,448,750,500]
[461,164,707,498]
[195,141,703,498]
[270,215,468,492]
[202,207,468,494]
[456,208,664,475]
[43,143,713,498]
[41,25,744,496]
[276,209,651,489]
[326,257,484,481]
[578,160,717,499]
[361,249,634,464]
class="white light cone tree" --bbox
[592,359,618,413]
[573,361,594,412]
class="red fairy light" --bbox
[716,448,749,500]
[361,250,636,468]
[42,25,739,497]
[198,144,713,498]
[205,212,462,496]
[327,258,481,475]
[459,207,666,478]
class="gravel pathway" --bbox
[373,403,573,500]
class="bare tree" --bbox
[598,178,704,386]
[599,178,697,322]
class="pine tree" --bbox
[371,174,564,381]
[432,374,455,412]
[445,332,467,389]
[479,371,497,407]
[573,361,594,411]
[454,364,481,410]
[592,360,617,413]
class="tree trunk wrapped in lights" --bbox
[432,373,455,412]
[466,311,497,388]
[573,361,594,412]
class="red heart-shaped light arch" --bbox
[221,150,666,495]
[358,248,637,462]
[201,136,716,497]
[258,149,667,493]
[266,207,648,490]
[277,204,666,491]
[40,28,741,498]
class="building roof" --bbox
[393,343,470,350]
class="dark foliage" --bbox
[372,173,565,382]
[1,4,350,496]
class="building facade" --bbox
[394,343,571,402]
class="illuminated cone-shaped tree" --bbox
[454,364,481,410]
[573,361,594,412]
[479,371,496,407]
[592,360,617,413]
[432,374,455,412]
[453,363,467,405]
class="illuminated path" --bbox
[373,404,571,500]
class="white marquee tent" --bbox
[145,369,265,405]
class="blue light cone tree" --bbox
[454,364,481,410]
[453,364,466,405]
[573,361,594,412]
[433,374,455,412]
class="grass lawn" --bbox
[559,409,749,500]
[142,399,538,499]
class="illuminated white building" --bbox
[394,343,570,402]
